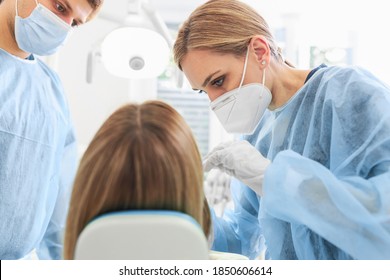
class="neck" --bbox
[268,63,311,110]
[0,2,30,58]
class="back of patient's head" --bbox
[64,100,210,259]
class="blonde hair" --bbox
[86,0,104,22]
[64,100,210,259]
[173,0,292,69]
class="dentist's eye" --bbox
[56,3,66,13]
[212,76,225,87]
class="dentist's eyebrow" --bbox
[62,0,73,14]
[202,70,221,87]
[63,0,87,24]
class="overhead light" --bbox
[100,27,170,79]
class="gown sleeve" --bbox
[262,68,390,259]
[37,125,78,260]
[211,178,265,259]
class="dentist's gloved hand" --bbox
[203,140,270,196]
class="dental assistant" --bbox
[0,0,103,259]
[173,0,390,259]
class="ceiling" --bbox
[98,0,207,27]
[95,0,312,36]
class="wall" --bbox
[56,18,137,151]
[54,0,390,153]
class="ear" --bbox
[249,36,271,68]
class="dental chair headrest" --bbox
[74,210,209,260]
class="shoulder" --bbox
[309,65,390,106]
[0,52,62,86]
[36,59,69,102]
[315,65,389,91]
[35,58,62,83]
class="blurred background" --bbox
[42,0,390,212]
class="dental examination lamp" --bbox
[100,27,170,79]
[87,0,183,86]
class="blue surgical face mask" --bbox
[14,0,73,56]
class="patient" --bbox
[63,100,211,259]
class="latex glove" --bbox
[203,140,270,196]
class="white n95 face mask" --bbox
[210,48,272,134]
[14,0,73,56]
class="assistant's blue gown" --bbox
[0,49,77,259]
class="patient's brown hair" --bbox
[64,100,210,259]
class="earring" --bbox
[261,60,266,65]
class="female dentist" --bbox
[173,0,390,259]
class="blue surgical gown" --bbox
[211,65,390,259]
[0,49,77,259]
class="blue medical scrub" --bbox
[0,49,77,259]
[211,65,390,259]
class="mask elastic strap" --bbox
[238,47,250,89]
[262,68,266,86]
